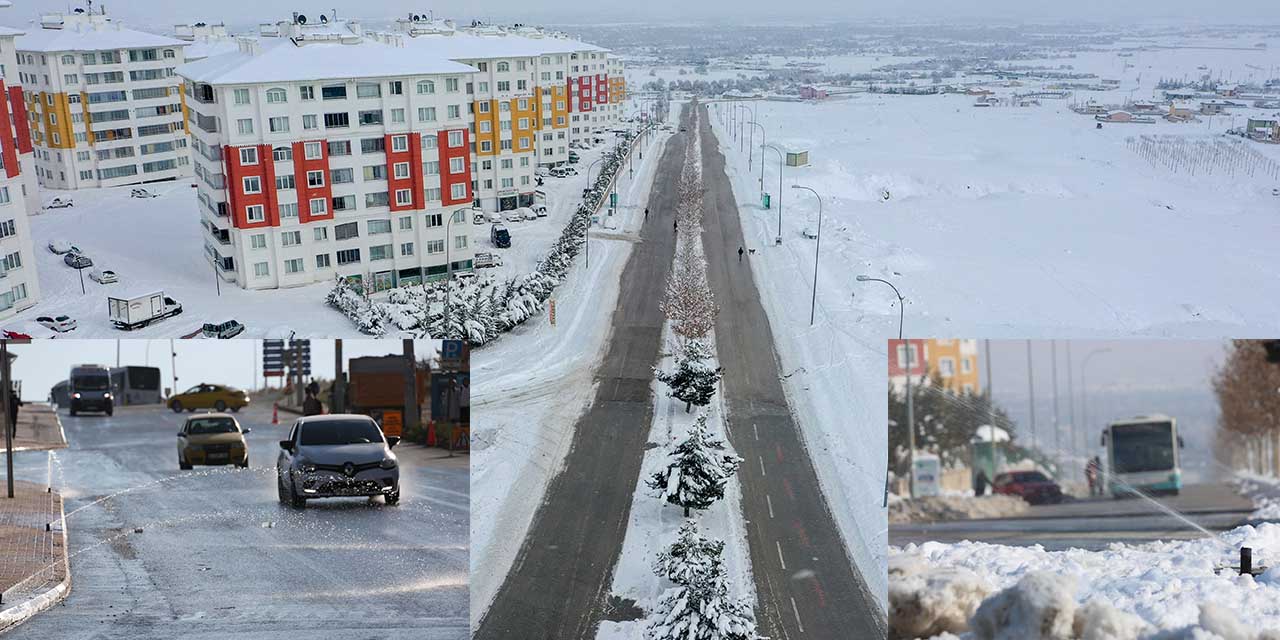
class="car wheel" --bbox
[231,406,241,413]
[277,474,288,504]
[214,400,226,412]
[170,401,183,413]
[289,482,307,509]
[385,491,400,506]
[237,458,249,469]
[180,458,192,471]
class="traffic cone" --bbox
[426,420,437,447]
[272,402,279,425]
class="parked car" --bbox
[47,239,79,255]
[63,252,93,269]
[532,204,548,217]
[130,187,159,199]
[36,315,76,333]
[485,210,503,224]
[490,223,511,248]
[177,413,250,470]
[168,383,250,413]
[44,197,73,209]
[561,166,579,176]
[568,151,581,163]
[516,207,537,221]
[474,252,503,268]
[992,470,1064,505]
[473,211,487,225]
[88,269,117,284]
[549,167,568,178]
[535,167,551,177]
[276,414,401,508]
[202,320,245,339]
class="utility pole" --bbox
[293,341,303,408]
[1051,341,1060,470]
[169,339,178,397]
[1066,341,1076,481]
[984,339,994,428]
[332,339,345,414]
[402,339,420,435]
[1026,340,1036,452]
[3,341,11,499]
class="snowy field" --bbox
[469,111,674,629]
[709,75,1280,613]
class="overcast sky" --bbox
[8,339,439,401]
[4,0,1274,27]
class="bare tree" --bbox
[1213,340,1280,476]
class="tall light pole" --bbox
[1066,341,1078,480]
[443,207,464,336]
[857,275,910,498]
[1026,340,1036,452]
[1081,347,1112,463]
[737,103,754,154]
[1051,340,1060,469]
[790,184,823,326]
[585,157,606,270]
[746,120,765,181]
[764,143,784,245]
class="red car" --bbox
[992,470,1064,505]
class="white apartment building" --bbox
[13,10,192,189]
[0,12,41,319]
[178,17,479,292]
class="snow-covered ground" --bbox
[891,523,1280,638]
[596,327,753,640]
[469,109,674,630]
[709,69,1280,615]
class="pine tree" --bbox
[648,416,742,517]
[647,521,757,640]
[655,340,723,412]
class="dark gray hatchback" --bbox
[276,414,400,508]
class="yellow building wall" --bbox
[609,77,626,103]
[925,339,981,394]
[30,91,76,149]
[473,98,499,157]
[511,95,538,155]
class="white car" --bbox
[89,269,118,284]
[533,205,548,218]
[485,211,503,224]
[36,315,77,333]
[47,239,77,254]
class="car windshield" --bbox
[299,419,384,446]
[187,417,238,435]
[74,375,109,390]
[1013,471,1050,483]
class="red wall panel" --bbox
[0,81,18,179]
[223,143,278,229]
[386,132,424,212]
[293,139,333,224]
[438,128,471,207]
[8,86,31,155]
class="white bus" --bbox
[1100,415,1183,497]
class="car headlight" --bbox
[103,393,112,399]
[379,457,397,470]
[72,393,81,399]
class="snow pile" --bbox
[1235,475,1280,521]
[891,523,1280,638]
[889,494,1029,524]
[328,133,638,343]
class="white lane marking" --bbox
[766,494,774,519]
[776,541,787,570]
[758,456,766,477]
[753,423,759,440]
[791,597,805,633]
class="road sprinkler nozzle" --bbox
[1242,547,1253,576]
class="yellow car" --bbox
[177,413,250,469]
[168,383,250,413]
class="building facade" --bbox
[889,339,981,395]
[179,18,478,292]
[0,15,41,319]
[15,10,192,190]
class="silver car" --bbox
[276,414,400,508]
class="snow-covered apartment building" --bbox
[178,14,625,291]
[14,10,193,189]
[889,339,982,395]
[0,7,41,318]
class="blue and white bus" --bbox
[1101,415,1183,497]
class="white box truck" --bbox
[108,290,183,330]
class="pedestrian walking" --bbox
[7,386,19,439]
[1085,457,1099,496]
[974,470,990,496]
[738,246,744,262]
[302,390,324,416]
[674,219,678,232]
[644,207,649,220]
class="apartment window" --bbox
[400,242,414,256]
[896,344,919,369]
[391,108,405,123]
[236,119,254,135]
[449,157,464,174]
[479,102,491,114]
[424,187,441,201]
[321,84,347,100]
[479,121,492,134]
[0,219,13,237]
[395,189,412,205]
[254,262,269,278]
[304,141,323,160]
[480,141,492,153]
[330,168,354,184]
[336,248,361,265]
[284,258,304,274]
[314,227,329,242]
[358,110,383,126]
[368,219,392,234]
[324,112,349,128]
[417,80,435,94]
[2,252,19,271]
[327,140,351,156]
[454,235,468,250]
[332,195,356,211]
[962,357,973,374]
[399,216,413,230]
[234,88,250,105]
[309,198,327,215]
[445,78,459,92]
[239,147,258,165]
[447,105,460,119]
[302,114,318,130]
[356,83,381,99]
[369,244,392,261]
[363,165,387,181]
[450,183,466,200]
[278,202,298,218]
[424,212,442,227]
[388,81,403,95]
[242,176,261,194]
[272,146,292,162]
[478,81,489,93]
[282,230,302,246]
[266,88,287,103]
[246,205,265,223]
[393,162,410,179]
[417,106,436,122]
[447,130,463,147]
[391,135,408,152]
[497,81,510,92]
[365,192,390,208]
[423,161,439,176]
[300,85,315,100]
[63,74,78,85]
[305,170,325,188]
[334,222,359,240]
[501,177,514,189]
[268,116,289,133]
[426,239,444,254]
[361,138,385,154]
[315,253,331,269]
[275,174,295,190]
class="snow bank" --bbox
[889,495,1028,524]
[891,523,1280,639]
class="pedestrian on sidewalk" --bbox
[7,386,19,439]
[644,207,649,220]
[738,246,744,262]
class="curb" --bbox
[0,488,72,633]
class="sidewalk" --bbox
[0,479,69,632]
[10,403,67,452]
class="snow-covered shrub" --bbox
[655,340,723,412]
[647,520,757,640]
[647,415,741,517]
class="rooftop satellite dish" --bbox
[297,13,308,25]
[319,14,328,23]
[73,7,85,12]
[412,14,421,21]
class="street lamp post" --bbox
[1080,347,1112,466]
[791,185,823,326]
[746,120,765,183]
[856,275,911,499]
[764,143,784,245]
[442,208,463,337]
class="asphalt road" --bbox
[891,483,1255,549]
[8,404,468,639]
[697,102,888,639]
[473,106,689,639]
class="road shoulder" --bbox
[0,478,70,633]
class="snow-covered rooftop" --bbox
[176,34,475,85]
[387,18,608,60]
[14,14,187,52]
